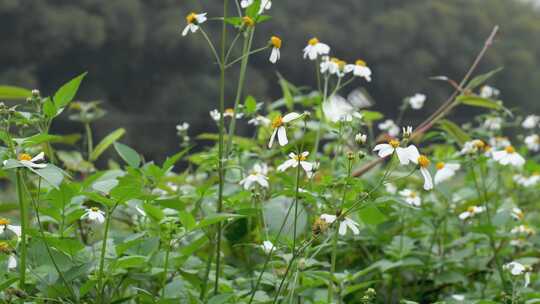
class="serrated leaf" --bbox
[53,72,87,109]
[90,128,126,161]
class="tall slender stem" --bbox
[161,237,172,299]
[85,122,93,159]
[97,203,117,303]
[214,0,229,295]
[312,76,329,155]
[292,158,302,254]
[15,169,27,289]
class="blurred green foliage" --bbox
[0,0,539,159]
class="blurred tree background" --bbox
[1,0,539,161]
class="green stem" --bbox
[15,169,27,289]
[214,0,228,295]
[97,203,117,303]
[312,75,329,155]
[85,122,93,159]
[161,238,172,299]
[199,28,221,66]
[292,158,302,255]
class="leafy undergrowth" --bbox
[0,2,540,304]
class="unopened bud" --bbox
[31,89,40,97]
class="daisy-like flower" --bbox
[182,12,207,36]
[522,115,540,129]
[385,183,397,194]
[355,133,367,144]
[483,117,503,131]
[503,261,531,288]
[489,136,510,149]
[492,145,525,167]
[458,205,486,220]
[399,189,421,207]
[268,112,301,148]
[239,163,269,190]
[513,173,540,187]
[269,36,281,64]
[434,162,460,185]
[258,0,272,14]
[479,85,500,99]
[511,207,524,221]
[322,95,361,123]
[511,224,535,236]
[345,59,372,82]
[176,122,189,132]
[210,108,243,122]
[416,155,433,190]
[3,152,47,169]
[303,38,330,60]
[0,242,16,270]
[408,93,426,110]
[240,0,254,8]
[260,240,275,254]
[209,109,221,121]
[82,207,106,224]
[248,115,271,126]
[524,134,540,151]
[460,139,487,154]
[373,139,420,165]
[0,218,21,238]
[277,152,313,176]
[319,214,360,236]
[378,119,400,137]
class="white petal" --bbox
[300,161,313,173]
[268,129,277,148]
[338,222,347,235]
[421,167,433,190]
[269,48,279,64]
[31,152,45,162]
[282,112,301,123]
[277,127,288,146]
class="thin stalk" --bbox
[292,158,302,255]
[160,238,172,299]
[199,28,221,66]
[97,203,118,303]
[84,122,93,159]
[199,243,214,301]
[214,0,228,295]
[312,75,329,155]
[15,169,27,289]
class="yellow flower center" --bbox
[418,155,430,168]
[473,140,485,149]
[294,154,307,161]
[0,218,10,226]
[186,12,197,24]
[271,115,283,129]
[337,60,346,70]
[409,191,417,198]
[18,153,32,161]
[436,162,445,170]
[355,59,367,66]
[0,242,10,253]
[308,38,319,46]
[389,139,400,148]
[505,145,515,154]
[91,207,99,212]
[242,16,255,27]
[467,206,476,213]
[271,36,282,49]
[536,136,540,144]
[515,211,524,220]
[224,108,235,116]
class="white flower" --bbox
[492,145,525,167]
[240,0,254,8]
[268,112,301,148]
[323,95,361,123]
[210,109,221,121]
[176,122,189,132]
[378,119,400,137]
[248,115,271,126]
[260,240,275,254]
[355,133,367,144]
[269,36,281,64]
[483,117,503,131]
[373,139,420,165]
[3,152,47,169]
[408,93,426,110]
[210,108,243,122]
[385,183,397,194]
[434,162,460,185]
[522,115,540,129]
[7,255,16,270]
[0,219,21,238]
[458,205,486,220]
[416,155,433,190]
[460,139,486,154]
[82,207,106,224]
[303,38,330,60]
[399,189,421,207]
[239,163,269,190]
[182,12,207,36]
[479,85,500,99]
[511,225,535,235]
[277,152,313,176]
[525,134,540,151]
[451,295,465,301]
[320,57,342,76]
[345,59,372,82]
[513,173,540,187]
[258,0,272,14]
[503,261,531,287]
[320,214,360,236]
[511,207,524,221]
[489,136,510,149]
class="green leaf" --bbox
[178,211,196,230]
[244,95,257,114]
[223,17,243,27]
[34,165,66,189]
[162,147,191,172]
[110,173,144,203]
[114,142,141,168]
[457,95,502,111]
[465,67,503,90]
[194,213,245,231]
[245,0,261,17]
[0,85,32,100]
[277,73,295,111]
[360,110,384,123]
[90,128,126,161]
[437,119,471,145]
[208,293,235,304]
[358,205,388,226]
[42,97,58,117]
[115,255,146,269]
[53,72,87,109]
[142,204,164,221]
